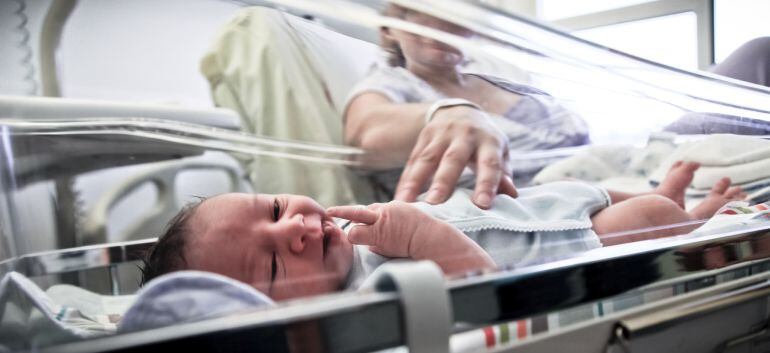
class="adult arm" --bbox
[345,92,517,208]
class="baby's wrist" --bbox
[408,220,461,258]
[406,217,443,259]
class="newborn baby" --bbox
[140,162,744,300]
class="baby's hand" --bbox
[328,202,497,275]
[327,201,432,258]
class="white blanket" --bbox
[533,132,677,192]
[535,134,770,203]
[118,271,273,333]
[649,134,770,190]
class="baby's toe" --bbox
[683,161,701,172]
[724,186,743,199]
[710,177,731,195]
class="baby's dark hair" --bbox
[139,201,203,286]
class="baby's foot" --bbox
[654,161,700,209]
[689,177,746,219]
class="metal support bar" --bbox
[620,279,770,338]
[109,265,120,296]
[603,279,770,352]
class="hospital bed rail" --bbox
[24,222,770,353]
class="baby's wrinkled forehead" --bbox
[183,195,240,242]
[194,193,258,220]
[185,192,275,243]
[181,195,255,264]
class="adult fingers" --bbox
[326,206,379,225]
[394,130,433,201]
[424,141,474,204]
[471,143,506,209]
[395,140,448,202]
[497,174,518,199]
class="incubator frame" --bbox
[3,0,770,352]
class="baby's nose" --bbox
[301,213,324,238]
[286,214,323,253]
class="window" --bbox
[541,0,714,69]
[574,12,699,70]
[538,0,656,20]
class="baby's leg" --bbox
[689,177,746,219]
[594,177,745,246]
[651,161,701,208]
[592,195,695,246]
[607,161,699,207]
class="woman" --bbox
[343,4,589,209]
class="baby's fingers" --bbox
[347,225,377,246]
[326,206,379,225]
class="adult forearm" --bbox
[346,103,429,168]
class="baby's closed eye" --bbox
[273,199,281,221]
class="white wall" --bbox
[0,0,245,256]
[1,0,242,107]
[58,0,242,107]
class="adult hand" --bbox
[394,106,518,209]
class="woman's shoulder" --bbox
[347,64,441,104]
[362,64,427,87]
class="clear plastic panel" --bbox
[1,0,770,351]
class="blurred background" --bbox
[485,0,769,71]
[2,0,767,104]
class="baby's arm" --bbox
[327,202,496,276]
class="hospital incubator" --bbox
[1,0,770,352]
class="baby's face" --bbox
[185,193,353,300]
